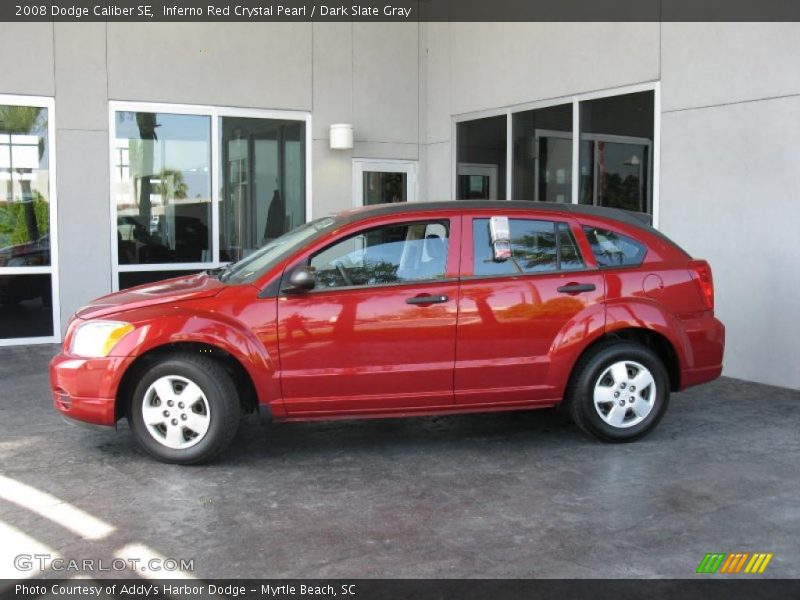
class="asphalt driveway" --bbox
[1,345,798,579]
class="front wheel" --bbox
[128,354,241,464]
[566,342,670,443]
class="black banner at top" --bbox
[3,0,800,22]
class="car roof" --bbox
[336,200,685,254]
[339,199,649,228]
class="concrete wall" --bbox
[0,22,420,334]
[418,22,800,389]
[659,23,800,389]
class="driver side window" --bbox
[310,220,449,289]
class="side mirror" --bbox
[489,216,511,261]
[283,265,316,293]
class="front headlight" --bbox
[70,320,134,358]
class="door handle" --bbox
[406,294,449,305]
[557,283,596,294]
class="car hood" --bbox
[74,273,225,320]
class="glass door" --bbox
[352,159,417,207]
[220,117,306,262]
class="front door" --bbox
[277,216,460,415]
[455,214,604,405]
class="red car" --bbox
[50,201,724,464]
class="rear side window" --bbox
[582,226,646,267]
[473,219,585,276]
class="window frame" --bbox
[451,81,661,227]
[0,93,61,346]
[108,101,312,291]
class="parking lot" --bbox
[1,344,798,579]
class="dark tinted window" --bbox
[457,115,506,200]
[473,219,585,276]
[582,226,646,267]
[311,221,449,289]
[0,274,53,338]
[578,90,654,214]
[512,103,572,203]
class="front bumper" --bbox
[50,353,134,426]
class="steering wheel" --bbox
[334,261,353,286]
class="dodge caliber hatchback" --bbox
[51,202,724,463]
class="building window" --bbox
[114,112,212,265]
[579,91,654,214]
[111,103,310,290]
[456,115,506,200]
[512,103,572,204]
[220,116,306,263]
[455,85,658,221]
[0,97,59,344]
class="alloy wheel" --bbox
[593,360,656,429]
[141,375,211,449]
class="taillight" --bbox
[689,259,714,311]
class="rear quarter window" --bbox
[582,226,646,267]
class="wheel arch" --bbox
[115,341,261,422]
[569,327,682,393]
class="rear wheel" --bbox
[567,342,669,442]
[127,354,240,464]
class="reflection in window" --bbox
[557,223,584,270]
[114,112,212,265]
[220,117,305,263]
[579,91,654,214]
[363,171,406,205]
[473,219,584,276]
[0,105,50,266]
[582,226,646,267]
[512,104,572,203]
[310,221,449,289]
[457,115,506,200]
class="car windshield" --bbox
[219,216,339,285]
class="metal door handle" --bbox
[406,295,449,305]
[557,283,596,294]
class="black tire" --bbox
[127,353,240,464]
[566,341,670,443]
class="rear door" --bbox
[455,213,604,405]
[277,216,461,415]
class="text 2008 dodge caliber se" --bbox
[51,201,725,464]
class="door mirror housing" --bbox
[283,265,316,293]
[489,216,511,261]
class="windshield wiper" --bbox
[206,264,233,281]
